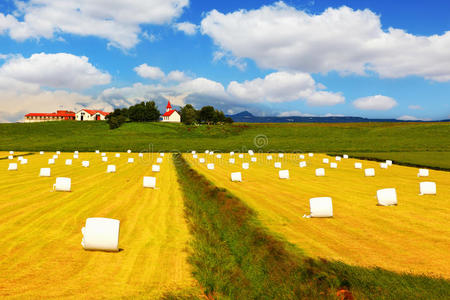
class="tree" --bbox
[128,101,160,122]
[181,104,198,125]
[199,106,216,124]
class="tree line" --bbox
[106,101,232,129]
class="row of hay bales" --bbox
[190,150,437,218]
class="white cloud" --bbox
[174,22,198,35]
[167,70,190,82]
[227,71,344,106]
[397,115,432,121]
[201,2,450,81]
[278,111,315,117]
[0,53,111,90]
[0,0,189,49]
[408,105,422,110]
[134,64,165,80]
[353,95,397,111]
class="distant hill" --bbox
[227,111,448,123]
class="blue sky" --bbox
[0,0,449,122]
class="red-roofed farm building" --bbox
[24,110,76,123]
[161,101,181,123]
[76,109,110,121]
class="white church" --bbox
[161,101,181,123]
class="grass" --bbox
[185,152,450,279]
[0,121,449,168]
[175,153,450,299]
[0,152,202,298]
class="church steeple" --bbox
[166,101,172,112]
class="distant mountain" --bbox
[226,111,449,123]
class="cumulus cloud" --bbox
[201,2,450,81]
[227,71,344,106]
[174,22,198,35]
[353,95,397,111]
[167,70,190,82]
[134,64,165,80]
[0,0,189,49]
[278,111,315,117]
[0,53,111,90]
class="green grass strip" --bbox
[173,153,450,299]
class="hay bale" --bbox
[274,162,282,168]
[308,153,314,157]
[107,165,116,173]
[299,154,305,159]
[152,165,160,172]
[365,168,375,177]
[8,155,13,160]
[191,151,196,154]
[386,160,393,166]
[138,153,143,157]
[354,162,362,169]
[267,155,273,160]
[101,153,106,157]
[127,150,131,153]
[315,168,325,176]
[39,168,51,177]
[81,218,120,252]
[128,158,134,163]
[377,188,397,206]
[205,150,209,154]
[53,177,71,192]
[343,154,348,159]
[330,162,337,169]
[74,151,79,154]
[17,156,24,161]
[248,150,254,156]
[229,158,235,164]
[102,157,108,162]
[279,170,289,179]
[143,176,156,188]
[157,157,163,163]
[335,156,342,161]
[207,163,215,170]
[160,153,165,157]
[209,151,214,155]
[48,159,55,165]
[65,159,72,166]
[238,154,244,158]
[417,169,429,177]
[230,151,235,156]
[20,159,28,164]
[56,151,61,155]
[251,157,257,162]
[322,158,329,164]
[95,150,100,154]
[82,161,90,167]
[299,161,307,168]
[199,158,205,164]
[193,154,198,159]
[52,155,58,159]
[278,153,284,158]
[8,163,18,171]
[242,163,249,169]
[309,197,333,217]
[231,172,242,182]
[419,182,436,195]
[216,154,222,159]
[380,163,388,169]
[73,154,79,159]
[115,153,120,158]
[40,151,44,155]
[9,151,13,154]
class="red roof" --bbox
[80,109,110,116]
[25,110,75,117]
[166,101,172,109]
[162,110,176,117]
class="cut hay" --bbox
[309,197,333,217]
[53,177,71,192]
[377,188,397,206]
[81,218,120,252]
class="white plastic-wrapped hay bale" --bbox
[82,161,90,167]
[9,151,13,155]
[53,177,71,192]
[74,151,79,154]
[95,150,100,154]
[230,151,235,156]
[417,169,429,177]
[380,162,388,169]
[102,157,108,162]
[299,161,307,168]
[364,168,375,177]
[322,158,329,164]
[101,152,106,157]
[152,164,160,172]
[354,162,362,169]
[343,154,348,159]
[267,155,273,160]
[107,165,116,173]
[209,151,214,155]
[53,154,58,159]
[248,150,254,156]
[419,182,436,195]
[238,154,244,158]
[251,157,257,162]
[335,156,342,161]
[40,151,44,155]
[73,154,79,159]
[330,162,337,169]
[216,154,222,159]
[231,172,242,182]
[48,158,55,165]
[143,176,156,188]
[193,154,198,159]
[299,154,305,159]
[207,163,215,170]
[205,150,209,154]
[199,158,205,164]
[127,150,131,154]
[242,162,249,169]
[138,153,143,158]
[308,153,314,157]
[18,156,23,161]
[191,150,196,155]
[20,158,28,164]
[39,168,51,177]
[56,151,61,155]
[229,158,235,164]
[386,160,393,166]
[115,153,120,158]
[65,159,72,166]
[8,155,13,160]
[8,163,18,171]
[160,153,165,157]
[274,162,281,168]
[81,218,120,252]
[279,170,289,179]
[315,168,325,176]
[128,158,134,163]
[309,197,333,217]
[278,153,284,158]
[377,188,397,206]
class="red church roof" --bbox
[25,110,75,117]
[81,109,110,116]
[162,110,176,117]
[166,101,172,109]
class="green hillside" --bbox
[1,121,449,169]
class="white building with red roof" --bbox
[161,101,181,123]
[24,110,76,122]
[76,109,110,121]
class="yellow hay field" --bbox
[185,153,450,278]
[0,152,199,298]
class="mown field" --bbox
[184,152,450,279]
[0,152,201,298]
[0,121,449,169]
